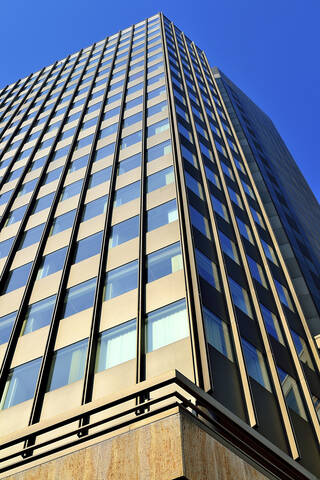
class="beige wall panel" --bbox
[90,156,113,174]
[11,244,38,270]
[118,142,141,162]
[77,215,105,240]
[0,223,20,243]
[0,287,25,317]
[106,238,139,271]
[146,182,176,211]
[84,181,110,204]
[11,326,49,368]
[0,399,33,438]
[145,220,180,255]
[67,255,100,289]
[99,289,138,332]
[64,167,85,187]
[25,207,51,230]
[41,380,84,421]
[146,153,172,177]
[55,308,93,350]
[96,135,117,152]
[54,196,80,218]
[29,271,62,304]
[146,128,170,150]
[37,181,58,198]
[146,91,166,109]
[46,156,67,172]
[111,198,140,225]
[43,228,72,256]
[122,104,142,120]
[145,270,186,314]
[11,193,32,210]
[92,359,136,402]
[71,144,91,161]
[146,338,194,382]
[0,343,7,369]
[115,167,141,190]
[121,122,142,139]
[146,109,167,127]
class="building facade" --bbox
[0,13,319,479]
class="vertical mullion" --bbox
[80,27,136,418]
[189,38,300,454]
[177,32,258,428]
[135,19,148,385]
[202,53,320,444]
[160,14,210,391]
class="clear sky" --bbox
[1,0,319,200]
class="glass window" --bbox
[0,311,16,345]
[0,236,14,258]
[195,249,220,290]
[147,199,178,232]
[251,207,264,228]
[229,277,253,318]
[73,231,103,264]
[146,139,171,162]
[145,299,189,352]
[94,143,115,162]
[147,100,167,117]
[147,242,182,283]
[99,123,118,139]
[3,262,32,294]
[76,134,94,150]
[147,166,174,193]
[46,339,88,391]
[82,195,108,222]
[125,95,143,110]
[88,167,111,188]
[247,255,268,288]
[32,192,55,214]
[5,204,27,226]
[69,154,89,173]
[104,260,138,300]
[237,217,254,243]
[120,130,142,150]
[242,338,271,391]
[211,195,229,222]
[274,279,294,311]
[185,172,203,199]
[18,178,37,197]
[103,105,121,121]
[37,247,67,280]
[277,367,307,419]
[147,85,166,100]
[261,239,278,265]
[189,205,211,239]
[228,187,243,208]
[95,319,136,372]
[260,304,284,345]
[147,118,169,137]
[123,112,143,129]
[60,179,83,201]
[19,223,45,250]
[50,209,76,236]
[291,330,314,370]
[0,358,41,409]
[114,180,140,207]
[118,153,141,175]
[219,231,239,264]
[61,277,96,318]
[109,215,139,248]
[203,307,233,360]
[21,295,56,335]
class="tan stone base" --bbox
[3,411,271,480]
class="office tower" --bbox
[0,12,319,480]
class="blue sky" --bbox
[1,0,319,200]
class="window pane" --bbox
[237,217,254,243]
[242,338,271,391]
[61,277,97,318]
[211,195,229,222]
[118,153,141,175]
[104,260,138,300]
[114,181,140,207]
[88,167,111,188]
[0,311,16,345]
[0,237,14,258]
[291,330,314,370]
[46,339,88,391]
[96,319,136,371]
[109,215,139,247]
[195,249,220,291]
[277,367,307,419]
[82,195,108,222]
[0,358,41,409]
[247,255,267,288]
[229,277,253,318]
[147,242,182,283]
[260,304,284,345]
[73,231,103,264]
[146,139,171,162]
[203,307,233,361]
[274,279,294,311]
[145,299,189,352]
[69,154,89,173]
[146,199,178,232]
[94,143,115,162]
[146,166,174,193]
[219,231,239,264]
[189,205,211,239]
[18,223,45,250]
[61,179,83,201]
[5,204,27,226]
[120,130,142,149]
[147,118,169,137]
[37,247,67,279]
[22,295,56,335]
[3,262,32,294]
[50,210,76,236]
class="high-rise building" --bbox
[0,13,319,480]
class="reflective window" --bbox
[109,215,139,248]
[118,152,141,175]
[274,279,294,311]
[203,307,233,360]
[147,118,169,137]
[3,262,32,294]
[291,330,314,370]
[69,154,89,173]
[277,367,307,419]
[61,277,97,318]
[120,130,142,149]
[229,277,253,318]
[0,236,14,258]
[60,179,83,201]
[73,231,103,264]
[261,239,278,265]
[99,123,118,138]
[237,217,254,244]
[211,195,229,222]
[260,304,284,345]
[189,205,211,239]
[147,100,167,117]
[195,249,220,290]
[145,299,189,352]
[0,358,41,409]
[147,242,182,283]
[37,247,67,279]
[247,255,268,288]
[82,195,108,222]
[114,180,140,207]
[46,339,88,391]
[18,178,37,197]
[147,166,174,193]
[94,143,115,162]
[0,311,16,345]
[50,209,76,235]
[22,295,56,335]
[88,167,111,188]
[95,319,136,371]
[147,199,178,232]
[104,260,138,300]
[5,204,27,226]
[242,338,271,391]
[185,172,203,199]
[146,139,171,162]
[32,192,55,214]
